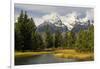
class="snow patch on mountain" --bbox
[34,11,94,31]
[42,13,60,23]
[60,12,79,30]
[42,13,66,27]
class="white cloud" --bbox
[34,11,92,30]
[34,12,60,26]
[79,17,88,23]
[78,9,94,25]
[60,12,79,30]
[15,4,94,29]
[34,17,44,26]
[33,12,79,30]
[66,12,78,26]
[42,12,61,23]
[26,10,94,30]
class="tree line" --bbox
[15,10,94,52]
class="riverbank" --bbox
[53,49,94,61]
[15,49,94,61]
[15,51,52,58]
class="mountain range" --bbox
[36,13,93,33]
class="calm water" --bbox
[15,54,76,65]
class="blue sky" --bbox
[14,3,94,27]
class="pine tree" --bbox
[75,29,92,52]
[64,31,76,49]
[15,23,23,51]
[32,32,44,51]
[15,10,37,51]
[75,29,84,52]
[19,11,31,51]
[88,25,94,52]
[45,25,54,49]
[15,10,24,51]
[55,28,63,48]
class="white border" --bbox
[11,0,95,69]
[11,0,14,68]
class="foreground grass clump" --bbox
[15,51,52,58]
[53,49,94,61]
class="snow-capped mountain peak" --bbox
[43,13,60,23]
[35,12,94,32]
[42,12,66,27]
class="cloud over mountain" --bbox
[15,4,94,31]
[34,10,93,30]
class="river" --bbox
[15,54,76,65]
